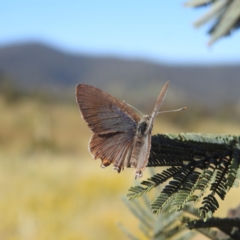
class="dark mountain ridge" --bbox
[0,42,240,109]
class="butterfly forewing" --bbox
[151,81,169,122]
[76,84,140,134]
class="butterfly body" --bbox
[137,115,151,137]
[76,82,169,178]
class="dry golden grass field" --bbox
[0,95,240,240]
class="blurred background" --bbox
[1,0,240,239]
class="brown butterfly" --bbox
[76,82,180,178]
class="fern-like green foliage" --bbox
[184,0,240,45]
[127,133,240,221]
[120,194,196,240]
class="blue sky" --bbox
[1,0,240,64]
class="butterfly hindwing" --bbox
[89,131,134,171]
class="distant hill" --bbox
[0,42,240,109]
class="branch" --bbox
[184,217,240,240]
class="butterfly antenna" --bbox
[123,100,144,116]
[157,107,186,115]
